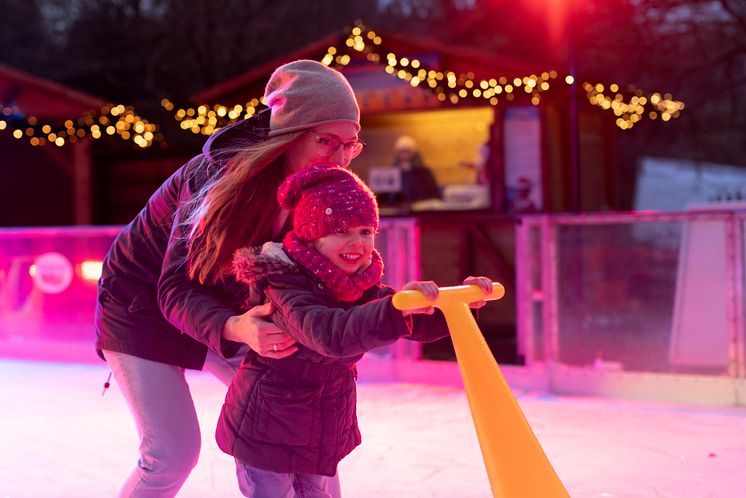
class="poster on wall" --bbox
[368,166,403,193]
[504,106,542,213]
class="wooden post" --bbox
[71,139,92,225]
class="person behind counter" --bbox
[378,135,440,206]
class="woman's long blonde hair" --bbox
[185,130,304,284]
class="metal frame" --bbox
[378,217,422,360]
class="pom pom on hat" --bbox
[278,165,379,242]
[264,60,360,137]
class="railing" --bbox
[515,210,746,379]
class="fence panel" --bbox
[0,220,420,359]
[517,212,746,377]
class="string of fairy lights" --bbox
[583,82,683,130]
[159,97,261,138]
[164,21,685,134]
[2,21,685,149]
[0,103,160,148]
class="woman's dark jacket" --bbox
[216,244,450,476]
[94,113,270,369]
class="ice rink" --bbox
[2,357,746,498]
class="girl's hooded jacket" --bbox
[216,243,450,477]
[94,112,271,369]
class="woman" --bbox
[95,60,362,497]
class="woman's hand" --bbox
[400,280,439,316]
[463,275,493,309]
[222,302,298,358]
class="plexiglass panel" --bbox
[0,227,119,343]
[0,220,420,359]
[554,222,686,372]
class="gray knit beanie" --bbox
[264,60,360,137]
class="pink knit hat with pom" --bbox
[278,165,379,242]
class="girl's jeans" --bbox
[237,461,334,498]
[103,349,342,498]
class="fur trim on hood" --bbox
[233,242,299,285]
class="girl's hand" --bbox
[463,275,493,309]
[223,302,298,358]
[400,280,439,316]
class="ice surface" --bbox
[1,359,745,497]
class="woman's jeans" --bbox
[236,461,333,498]
[104,349,342,498]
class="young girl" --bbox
[217,165,493,497]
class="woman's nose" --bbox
[328,146,350,168]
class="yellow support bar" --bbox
[393,283,570,498]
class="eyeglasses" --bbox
[308,132,366,159]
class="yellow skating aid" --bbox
[393,283,570,498]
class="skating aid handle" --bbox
[392,280,570,497]
[392,283,505,310]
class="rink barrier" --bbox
[0,219,421,360]
[514,210,746,406]
[4,212,746,408]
